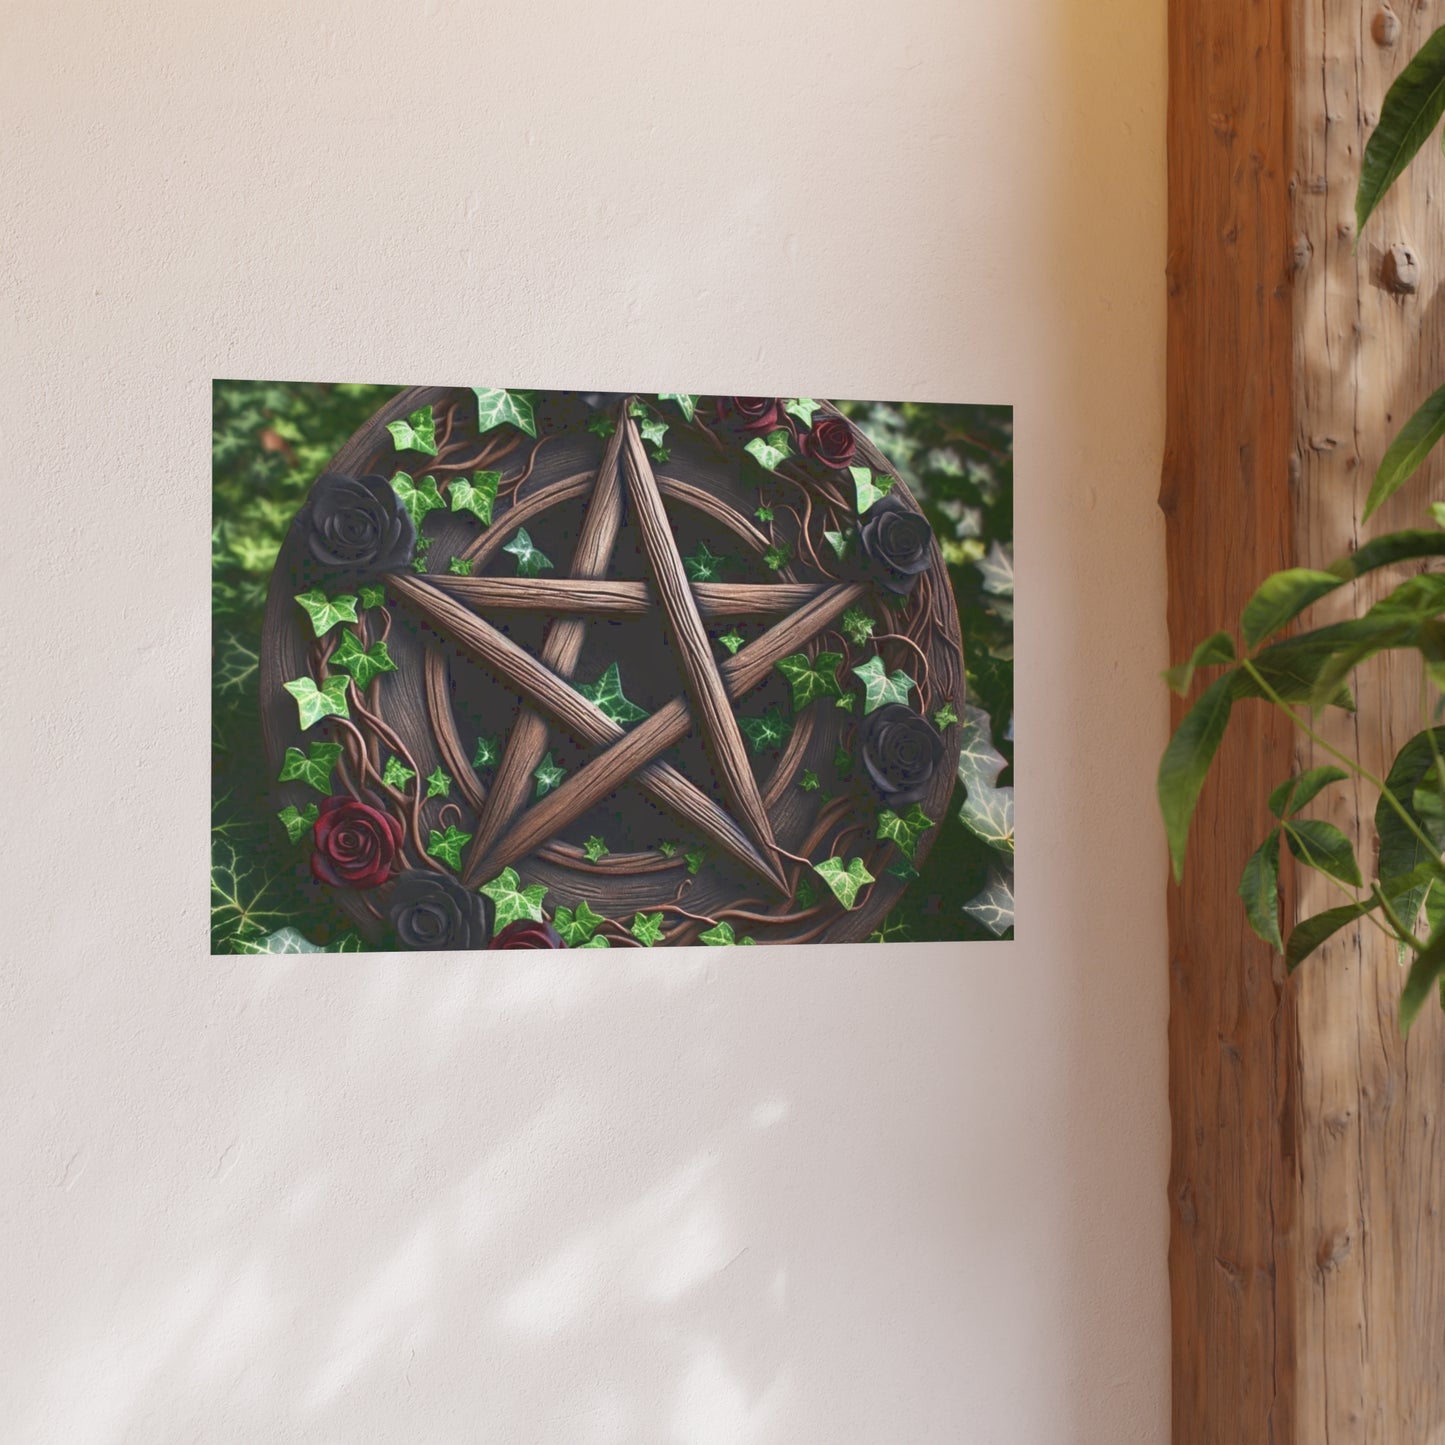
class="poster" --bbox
[211,384,1013,951]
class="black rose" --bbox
[860,704,944,806]
[858,493,933,595]
[388,870,492,950]
[302,472,416,577]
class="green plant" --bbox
[1160,30,1445,1030]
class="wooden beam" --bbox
[1167,1,1445,1439]
[429,576,826,619]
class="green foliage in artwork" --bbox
[785,398,822,426]
[850,465,893,514]
[426,825,472,870]
[451,470,500,525]
[658,393,699,421]
[210,836,288,948]
[576,662,648,724]
[823,529,851,560]
[630,911,665,946]
[658,840,678,858]
[763,540,792,572]
[278,740,344,794]
[745,428,792,472]
[583,835,609,862]
[684,542,731,583]
[833,743,854,777]
[387,406,438,455]
[699,919,755,946]
[533,751,566,798]
[358,584,387,610]
[503,526,553,577]
[472,734,500,770]
[390,471,445,527]
[554,899,606,945]
[425,766,452,800]
[775,651,844,710]
[481,867,548,928]
[294,589,358,637]
[877,803,935,862]
[382,756,415,789]
[934,702,960,729]
[755,503,775,522]
[283,674,350,730]
[813,855,876,910]
[717,628,745,655]
[852,655,916,713]
[448,556,474,576]
[277,802,319,843]
[739,705,792,753]
[639,416,668,448]
[331,629,398,688]
[840,605,875,647]
[685,847,706,876]
[473,387,537,437]
[214,630,261,698]
[231,926,363,954]
[799,769,820,792]
[587,412,617,438]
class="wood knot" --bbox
[1383,243,1420,296]
[1372,7,1400,46]
[1316,1229,1353,1272]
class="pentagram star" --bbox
[383,402,864,895]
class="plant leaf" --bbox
[358,584,387,610]
[639,416,668,448]
[785,398,822,425]
[426,824,473,871]
[684,542,731,582]
[1332,528,1445,579]
[685,847,706,875]
[699,920,738,946]
[956,703,1008,792]
[473,387,536,437]
[1366,383,1445,519]
[583,834,608,862]
[852,655,916,713]
[763,540,792,572]
[481,866,548,927]
[425,766,452,800]
[533,751,566,797]
[1357,25,1445,235]
[813,855,876,910]
[717,628,745,655]
[294,589,358,638]
[1376,728,1445,948]
[877,803,935,861]
[1158,671,1236,880]
[963,869,1014,936]
[283,674,350,730]
[975,541,1014,597]
[331,629,398,689]
[959,780,1015,852]
[824,529,851,560]
[799,769,820,792]
[1239,831,1284,950]
[576,661,649,725]
[277,802,319,844]
[934,702,960,730]
[738,705,792,753]
[841,605,876,646]
[1268,765,1349,819]
[472,734,500,769]
[390,472,446,527]
[1286,899,1379,972]
[658,393,699,421]
[382,756,415,789]
[745,430,791,471]
[554,898,606,946]
[503,526,553,577]
[630,911,665,946]
[775,651,844,710]
[278,740,344,794]
[1284,819,1363,887]
[1241,570,1342,650]
[850,465,893,514]
[1402,924,1445,1030]
[451,470,501,525]
[387,406,438,455]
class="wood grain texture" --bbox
[430,576,825,619]
[386,571,784,889]
[464,415,628,877]
[1169,3,1445,1439]
[622,417,779,866]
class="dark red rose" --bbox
[860,703,945,806]
[723,396,783,432]
[388,870,492,950]
[800,414,857,470]
[311,795,404,890]
[858,492,934,595]
[490,918,566,949]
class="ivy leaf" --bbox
[717,628,745,655]
[533,751,566,797]
[358,584,387,610]
[824,529,851,560]
[739,705,792,753]
[785,398,822,426]
[850,465,893,514]
[425,766,452,800]
[579,935,611,948]
[755,504,775,522]
[382,756,415,790]
[684,542,731,582]
[639,416,668,447]
[387,406,438,455]
[472,734,500,769]
[214,630,260,698]
[841,605,875,646]
[210,838,287,947]
[934,702,960,730]
[877,803,935,862]
[799,769,820,792]
[473,387,536,437]
[283,674,350,730]
[1239,831,1284,951]
[956,703,1008,793]
[630,911,665,946]
[699,920,738,946]
[658,393,699,421]
[277,802,319,844]
[503,526,553,577]
[833,743,854,776]
[776,651,844,710]
[960,779,1015,853]
[390,472,446,527]
[649,445,671,464]
[887,855,920,883]
[331,629,398,689]
[278,740,344,794]
[685,847,706,875]
[963,869,1015,936]
[231,926,325,955]
[587,412,617,438]
[294,589,358,638]
[763,540,792,572]
[451,470,500,525]
[448,556,474,576]
[427,825,473,871]
[852,655,916,713]
[745,430,792,471]
[797,876,816,907]
[834,694,856,714]
[555,898,606,945]
[480,866,548,927]
[658,841,678,858]
[628,400,650,418]
[576,661,649,724]
[813,856,876,910]
[976,541,1014,597]
[583,835,609,862]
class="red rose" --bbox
[800,414,857,470]
[310,795,404,889]
[490,918,565,949]
[723,396,783,432]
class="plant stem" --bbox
[1371,881,1425,953]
